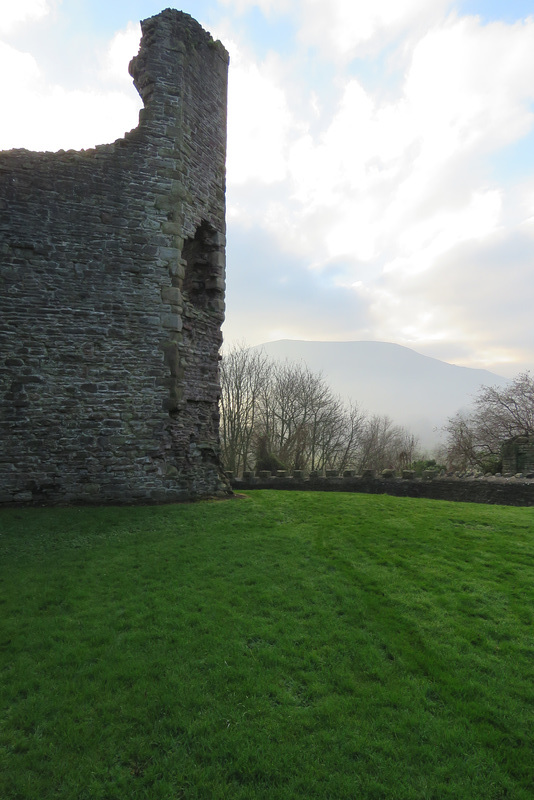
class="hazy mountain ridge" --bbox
[253,340,509,452]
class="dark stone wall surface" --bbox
[0,10,231,505]
[502,437,534,475]
[231,476,534,507]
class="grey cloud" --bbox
[410,228,534,363]
[223,224,371,343]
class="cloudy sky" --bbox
[2,0,534,377]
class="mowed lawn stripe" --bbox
[1,491,533,799]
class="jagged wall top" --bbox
[129,9,229,110]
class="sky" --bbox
[2,0,534,377]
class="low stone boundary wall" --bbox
[229,472,534,507]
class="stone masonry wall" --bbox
[502,437,534,475]
[230,473,534,507]
[0,10,230,505]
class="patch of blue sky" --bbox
[346,43,406,101]
[175,1,226,32]
[290,59,346,137]
[233,4,297,58]
[490,124,534,184]
[58,1,220,40]
[457,0,534,23]
[54,1,147,38]
[224,224,368,339]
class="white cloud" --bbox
[99,21,141,85]
[296,0,453,60]
[387,189,503,276]
[227,45,296,184]
[218,0,293,16]
[219,0,454,57]
[405,16,534,157]
[2,82,141,153]
[0,40,41,88]
[0,0,50,35]
[0,21,142,152]
[276,16,534,258]
[223,9,534,372]
[381,222,534,372]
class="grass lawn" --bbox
[1,490,533,799]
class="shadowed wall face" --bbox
[0,10,230,505]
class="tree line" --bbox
[219,344,419,476]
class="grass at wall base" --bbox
[1,491,533,799]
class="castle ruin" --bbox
[501,436,534,475]
[0,10,230,504]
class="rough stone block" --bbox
[160,313,183,331]
[402,470,416,480]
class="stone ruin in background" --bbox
[501,436,534,475]
[0,9,230,505]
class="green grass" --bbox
[1,491,533,799]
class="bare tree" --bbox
[395,430,420,471]
[219,344,270,474]
[443,372,534,471]
[255,360,347,472]
[474,373,534,442]
[358,415,391,472]
[357,415,419,473]
[220,343,419,476]
[335,403,368,473]
[442,411,488,471]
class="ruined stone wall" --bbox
[230,473,534,507]
[0,10,230,505]
[502,437,534,475]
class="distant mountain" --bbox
[252,340,509,452]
